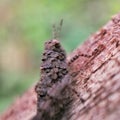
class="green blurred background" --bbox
[0,0,120,113]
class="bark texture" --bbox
[1,13,120,120]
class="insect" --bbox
[32,20,73,120]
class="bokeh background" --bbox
[0,0,120,113]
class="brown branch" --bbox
[1,13,120,120]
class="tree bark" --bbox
[1,13,120,120]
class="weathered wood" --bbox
[1,13,120,120]
[0,87,37,120]
[64,13,120,120]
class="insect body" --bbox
[32,39,71,120]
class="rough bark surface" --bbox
[0,87,37,120]
[1,13,120,120]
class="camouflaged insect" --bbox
[32,20,75,120]
[32,39,72,120]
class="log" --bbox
[1,13,120,120]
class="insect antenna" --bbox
[52,19,63,40]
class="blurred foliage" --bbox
[0,0,120,113]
